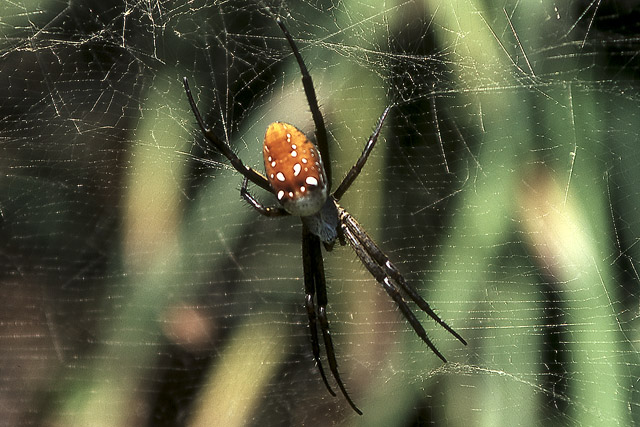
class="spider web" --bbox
[1,0,640,426]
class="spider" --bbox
[183,18,466,415]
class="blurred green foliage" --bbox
[1,1,639,426]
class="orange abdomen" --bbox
[263,122,328,216]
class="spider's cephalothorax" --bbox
[183,17,466,416]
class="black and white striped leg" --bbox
[338,209,466,362]
[339,209,467,346]
[340,223,447,362]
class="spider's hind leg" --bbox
[339,207,466,346]
[337,206,466,362]
[301,225,334,397]
[302,225,363,415]
[339,220,448,363]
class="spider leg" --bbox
[183,77,273,193]
[333,106,392,200]
[339,208,467,346]
[339,221,448,363]
[302,226,335,397]
[303,225,363,415]
[276,18,331,191]
[241,177,290,217]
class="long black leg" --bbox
[339,222,448,363]
[241,177,290,217]
[302,225,335,397]
[276,18,332,191]
[183,77,273,193]
[339,208,466,346]
[333,106,393,201]
[304,225,363,415]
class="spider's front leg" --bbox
[240,177,289,217]
[183,77,272,193]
